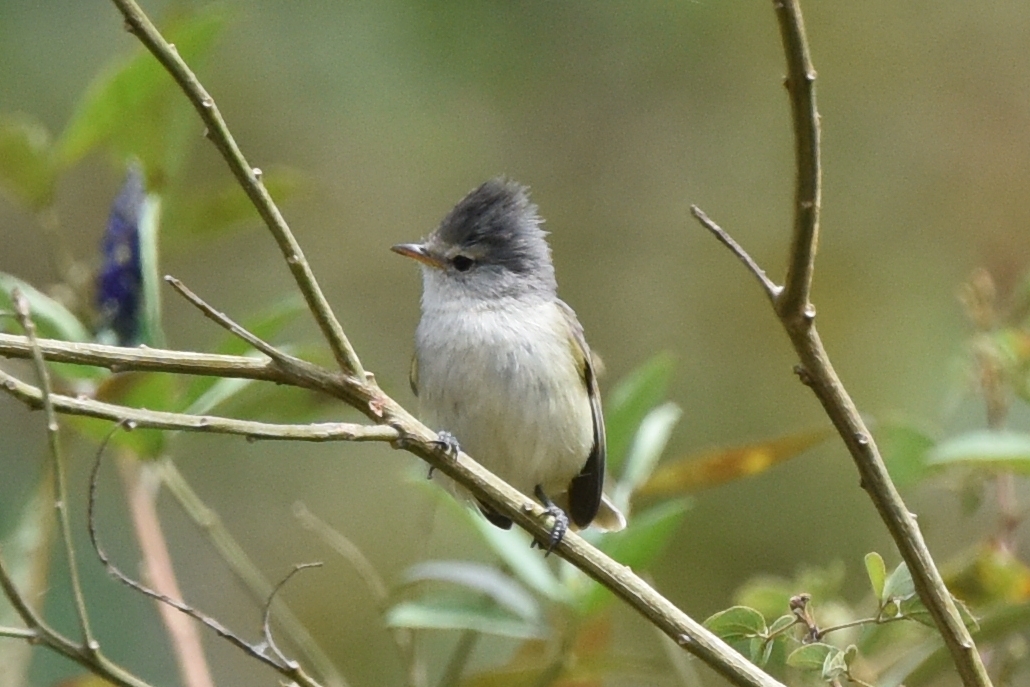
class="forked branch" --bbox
[689,2,992,686]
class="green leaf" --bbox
[821,645,849,680]
[400,560,540,622]
[877,421,935,489]
[703,606,768,640]
[927,430,1030,473]
[605,352,675,473]
[385,598,547,639]
[138,193,165,348]
[768,614,796,636]
[408,479,567,604]
[181,376,254,416]
[882,562,915,602]
[0,273,91,342]
[0,114,56,210]
[897,595,933,627]
[576,499,689,614]
[865,552,887,602]
[785,642,836,671]
[57,6,229,183]
[612,401,681,512]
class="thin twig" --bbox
[690,206,781,302]
[164,275,292,365]
[0,626,38,640]
[108,0,365,380]
[0,366,396,442]
[161,463,351,687]
[262,563,323,668]
[87,424,327,687]
[295,504,424,687]
[11,291,97,652]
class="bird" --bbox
[392,178,626,548]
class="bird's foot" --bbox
[427,430,461,478]
[531,486,568,556]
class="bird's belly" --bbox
[416,306,593,497]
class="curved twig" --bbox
[87,423,327,687]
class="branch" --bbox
[0,366,397,442]
[12,292,96,650]
[772,0,821,318]
[686,2,991,686]
[87,427,327,687]
[108,0,365,380]
[162,465,352,687]
[165,275,294,365]
[0,332,281,380]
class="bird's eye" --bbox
[451,255,474,272]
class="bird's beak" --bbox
[391,242,447,270]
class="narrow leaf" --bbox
[57,6,228,180]
[0,273,91,342]
[927,430,1030,473]
[638,427,831,497]
[411,479,567,603]
[400,560,540,622]
[385,598,546,639]
[612,402,681,512]
[605,352,675,473]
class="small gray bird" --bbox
[393,179,626,544]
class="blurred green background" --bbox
[2,1,1029,685]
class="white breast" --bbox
[415,296,593,500]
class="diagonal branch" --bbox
[108,0,365,380]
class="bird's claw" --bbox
[428,430,460,479]
[431,430,460,457]
[532,486,568,555]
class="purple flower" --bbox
[96,165,144,345]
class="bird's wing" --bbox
[409,353,419,397]
[558,300,605,528]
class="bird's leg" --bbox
[533,485,569,555]
[428,430,461,478]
